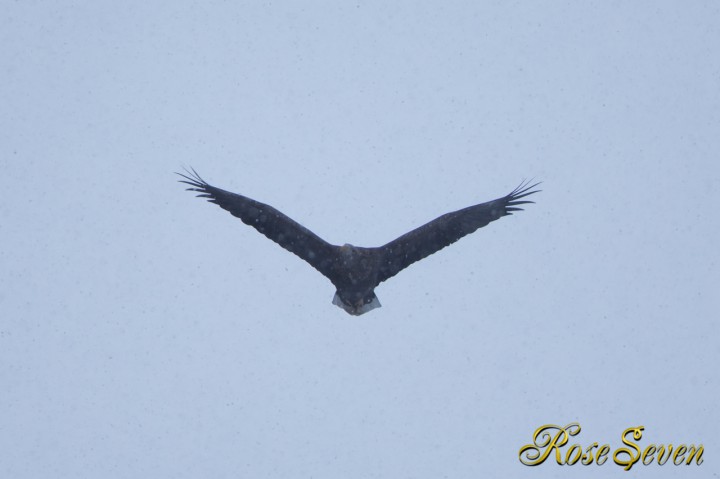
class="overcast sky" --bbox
[2,2,719,478]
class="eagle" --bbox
[178,168,539,315]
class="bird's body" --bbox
[178,169,539,315]
[328,244,383,315]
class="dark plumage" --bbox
[178,168,540,315]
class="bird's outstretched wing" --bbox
[177,168,337,277]
[376,180,540,283]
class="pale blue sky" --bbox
[2,2,719,478]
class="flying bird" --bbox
[178,168,539,315]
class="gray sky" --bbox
[2,1,718,478]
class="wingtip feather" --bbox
[176,166,210,190]
[508,179,542,202]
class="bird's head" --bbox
[332,290,381,316]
